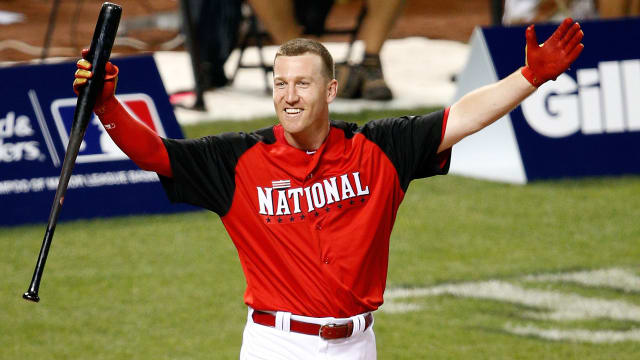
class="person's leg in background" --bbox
[246,0,302,44]
[356,0,405,100]
[248,0,405,101]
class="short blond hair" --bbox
[274,38,335,80]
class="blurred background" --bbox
[0,0,486,60]
[1,0,636,119]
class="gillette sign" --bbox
[478,17,640,181]
[522,60,640,138]
[0,55,193,226]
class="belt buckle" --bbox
[319,323,338,339]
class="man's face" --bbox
[273,53,337,140]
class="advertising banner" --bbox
[0,55,193,226]
[451,18,640,183]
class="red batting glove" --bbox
[72,48,119,114]
[521,18,584,87]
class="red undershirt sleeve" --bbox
[95,96,172,177]
[438,107,451,169]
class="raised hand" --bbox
[521,18,584,87]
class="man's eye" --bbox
[275,82,285,88]
[297,81,309,87]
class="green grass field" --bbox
[2,108,639,359]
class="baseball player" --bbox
[73,18,583,359]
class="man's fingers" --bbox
[74,69,92,79]
[77,58,91,71]
[72,78,87,95]
[74,51,91,96]
[526,25,539,48]
[561,22,581,46]
[567,43,584,65]
[550,17,574,42]
[564,30,584,52]
[73,78,87,86]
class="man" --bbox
[73,18,583,359]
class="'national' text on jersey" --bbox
[257,172,370,216]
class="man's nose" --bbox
[285,85,299,103]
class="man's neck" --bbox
[283,121,330,151]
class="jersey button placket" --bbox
[311,213,328,265]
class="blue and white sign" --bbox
[0,55,193,226]
[451,18,640,183]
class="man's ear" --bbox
[327,79,338,103]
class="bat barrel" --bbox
[22,2,122,303]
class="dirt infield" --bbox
[0,0,490,62]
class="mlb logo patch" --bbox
[50,93,167,163]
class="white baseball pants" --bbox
[239,308,377,360]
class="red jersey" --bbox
[159,109,450,317]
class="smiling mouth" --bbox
[285,108,302,115]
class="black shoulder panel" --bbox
[159,127,275,216]
[356,110,448,192]
[330,119,359,139]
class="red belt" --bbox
[252,310,373,340]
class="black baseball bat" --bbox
[23,2,122,303]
